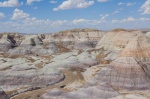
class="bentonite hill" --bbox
[0,28,150,99]
[1,0,150,98]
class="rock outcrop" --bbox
[96,29,141,51]
[44,28,104,50]
[1,28,150,98]
[40,83,120,99]
[43,51,98,71]
[7,35,58,56]
[95,30,143,63]
[0,34,17,52]
[0,57,64,96]
[96,57,150,90]
[0,28,104,57]
[20,35,43,47]
[146,32,150,37]
[120,34,150,62]
[0,88,9,99]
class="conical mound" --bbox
[97,57,150,90]
[96,30,141,51]
[120,34,150,61]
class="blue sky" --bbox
[0,0,150,33]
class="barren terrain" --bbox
[0,28,150,99]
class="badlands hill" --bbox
[0,28,150,99]
[45,28,103,50]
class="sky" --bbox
[0,0,150,33]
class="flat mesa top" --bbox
[111,28,137,33]
[59,28,100,33]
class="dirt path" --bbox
[10,69,84,99]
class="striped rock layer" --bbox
[97,57,150,90]
[120,34,150,62]
[96,30,141,51]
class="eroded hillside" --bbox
[0,28,150,99]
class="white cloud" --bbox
[0,0,22,7]
[97,0,109,2]
[2,7,149,33]
[100,14,109,22]
[73,19,86,24]
[118,2,124,5]
[139,17,150,21]
[11,9,30,20]
[126,2,136,6]
[72,18,103,25]
[112,17,150,23]
[112,10,119,14]
[112,17,136,23]
[110,17,150,29]
[27,0,42,5]
[0,12,5,19]
[118,2,136,6]
[122,17,135,22]
[140,0,150,14]
[111,8,124,15]
[1,16,150,33]
[53,0,94,11]
[50,0,57,4]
